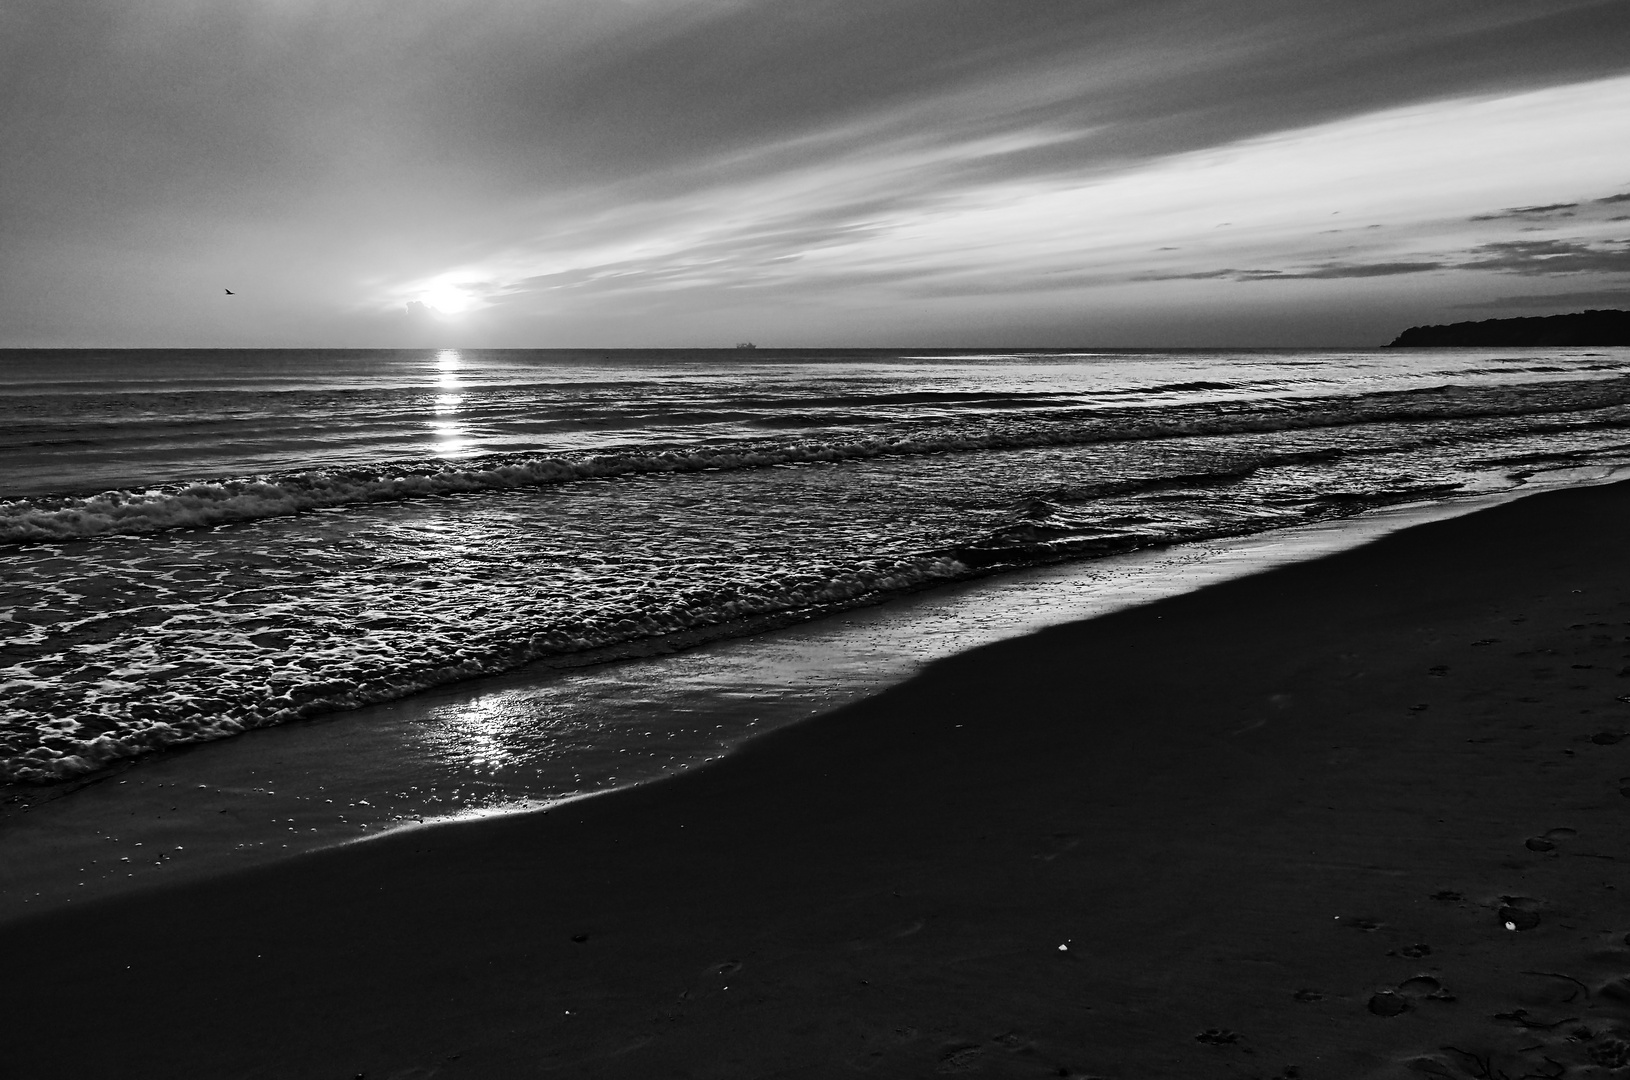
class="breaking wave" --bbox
[8,377,1630,544]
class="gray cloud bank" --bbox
[4,0,1629,344]
[1144,238,1630,285]
[1458,288,1630,309]
[1469,203,1579,221]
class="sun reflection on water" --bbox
[435,349,462,389]
[438,694,523,772]
[428,350,474,457]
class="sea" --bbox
[5,345,1630,912]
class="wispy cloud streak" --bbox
[3,0,1629,345]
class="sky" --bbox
[3,0,1629,349]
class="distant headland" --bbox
[1386,309,1630,347]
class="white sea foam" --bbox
[0,553,968,782]
[6,349,1630,786]
[6,377,1630,544]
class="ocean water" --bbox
[5,345,1630,790]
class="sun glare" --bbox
[421,283,473,315]
[435,348,462,388]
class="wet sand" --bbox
[7,480,1630,1078]
[0,491,1527,924]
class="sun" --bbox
[420,283,474,315]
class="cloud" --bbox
[1143,238,1630,288]
[5,0,1630,345]
[1139,260,1446,282]
[1469,202,1578,221]
[1273,261,1450,279]
[1599,192,1630,204]
[12,1,1629,220]
[1457,238,1630,275]
[386,72,1630,339]
[400,0,1630,196]
[1455,288,1630,309]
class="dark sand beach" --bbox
[7,480,1630,1079]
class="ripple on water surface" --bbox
[6,358,1630,783]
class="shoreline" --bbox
[7,477,1630,1074]
[3,472,1612,925]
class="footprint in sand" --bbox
[1399,974,1456,1003]
[1367,991,1410,1017]
[1194,1028,1240,1045]
[1525,827,1578,852]
[934,1039,1031,1074]
[1501,907,1542,931]
[936,1042,986,1073]
[930,1032,1066,1076]
[1370,975,1456,1016]
[1498,896,1544,932]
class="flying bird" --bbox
[224,288,234,295]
